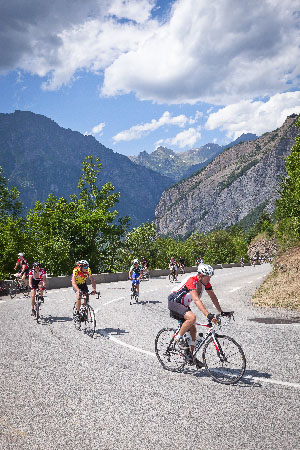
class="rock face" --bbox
[130,143,224,181]
[154,114,300,237]
[0,111,173,226]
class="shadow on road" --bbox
[95,327,129,337]
[41,315,73,325]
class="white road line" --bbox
[229,287,241,292]
[0,300,6,303]
[103,335,300,390]
[100,296,125,307]
[247,281,254,284]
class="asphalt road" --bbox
[1,264,300,450]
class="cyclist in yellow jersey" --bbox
[72,260,96,321]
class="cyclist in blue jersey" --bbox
[129,259,143,296]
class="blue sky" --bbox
[0,0,300,157]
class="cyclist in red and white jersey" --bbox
[14,252,30,288]
[29,262,46,317]
[168,263,227,357]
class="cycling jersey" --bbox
[72,267,91,285]
[16,258,29,269]
[130,265,142,275]
[169,275,212,307]
[29,268,46,281]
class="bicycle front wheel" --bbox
[84,305,96,337]
[35,300,40,324]
[203,335,246,385]
[9,280,18,299]
[155,328,186,372]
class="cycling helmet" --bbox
[133,259,139,264]
[77,259,89,267]
[18,252,24,257]
[197,263,214,277]
[33,261,41,268]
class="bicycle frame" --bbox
[174,315,233,358]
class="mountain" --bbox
[130,143,224,181]
[154,114,300,237]
[0,111,173,227]
[130,136,257,182]
[223,133,258,149]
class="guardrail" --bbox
[5,262,252,290]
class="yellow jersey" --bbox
[72,267,91,285]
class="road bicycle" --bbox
[168,267,177,282]
[0,280,9,297]
[141,268,150,281]
[9,273,29,299]
[73,290,100,337]
[155,311,246,385]
[33,288,45,324]
[130,280,139,305]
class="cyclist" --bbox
[178,256,185,274]
[29,262,46,316]
[14,252,30,289]
[129,259,143,296]
[168,263,227,364]
[141,256,150,279]
[72,260,96,322]
[169,256,178,281]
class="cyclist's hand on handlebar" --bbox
[207,313,218,324]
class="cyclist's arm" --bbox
[191,290,210,317]
[89,274,96,292]
[29,275,33,289]
[71,276,80,293]
[41,274,46,289]
[206,289,222,314]
[128,268,132,279]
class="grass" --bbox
[252,246,300,311]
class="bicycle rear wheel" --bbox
[155,328,186,372]
[203,335,246,384]
[84,305,96,337]
[73,303,81,330]
[9,280,18,299]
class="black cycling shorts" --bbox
[168,294,191,320]
[73,283,88,294]
[31,278,42,290]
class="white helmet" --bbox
[18,252,24,257]
[77,260,89,267]
[133,259,139,264]
[197,263,214,277]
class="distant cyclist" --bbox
[129,259,143,296]
[29,262,46,317]
[178,256,185,274]
[72,260,96,322]
[169,257,178,281]
[168,263,229,364]
[14,252,30,289]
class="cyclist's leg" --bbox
[81,284,89,305]
[31,286,36,315]
[168,297,195,337]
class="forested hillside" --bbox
[0,111,173,226]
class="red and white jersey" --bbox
[16,258,29,269]
[29,268,46,281]
[170,275,212,306]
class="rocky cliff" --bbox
[154,114,300,237]
[0,111,173,226]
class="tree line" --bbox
[1,118,299,279]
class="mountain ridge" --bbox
[154,114,300,237]
[0,110,173,227]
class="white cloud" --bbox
[107,0,155,23]
[205,91,300,140]
[155,127,201,149]
[102,0,300,104]
[91,122,106,135]
[1,0,300,105]
[113,111,189,142]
